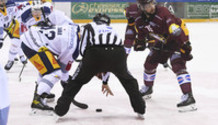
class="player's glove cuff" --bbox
[134,39,146,51]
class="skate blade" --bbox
[178,104,197,113]
[137,113,145,120]
[46,98,55,103]
[29,108,55,116]
[14,58,19,61]
[142,94,152,100]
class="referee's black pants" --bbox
[55,46,145,116]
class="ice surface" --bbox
[0,23,218,125]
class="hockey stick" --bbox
[72,99,88,109]
[19,63,26,82]
[3,32,9,40]
[40,6,52,27]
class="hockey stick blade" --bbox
[19,64,26,82]
[72,99,88,109]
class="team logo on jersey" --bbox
[33,61,44,71]
[149,21,158,27]
[52,58,58,65]
[45,51,60,69]
[145,25,154,32]
[29,54,47,75]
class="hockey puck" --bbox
[96,108,102,112]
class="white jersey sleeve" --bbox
[58,25,80,65]
[48,10,74,26]
[21,25,80,65]
[0,1,18,39]
[42,2,53,11]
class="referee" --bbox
[55,13,145,118]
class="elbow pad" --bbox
[169,24,182,36]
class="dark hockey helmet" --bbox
[93,13,111,26]
[137,0,155,5]
[137,0,156,14]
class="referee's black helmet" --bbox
[93,13,111,26]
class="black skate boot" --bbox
[4,60,14,71]
[34,83,55,102]
[139,85,153,100]
[177,92,197,112]
[31,93,54,115]
[43,93,55,102]
[14,57,19,61]
[31,93,54,110]
[20,55,28,65]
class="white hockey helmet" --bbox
[31,1,42,20]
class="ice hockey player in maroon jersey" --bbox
[126,0,197,112]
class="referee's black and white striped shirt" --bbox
[80,22,122,56]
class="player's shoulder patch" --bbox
[21,8,33,23]
[42,6,51,16]
[156,5,171,16]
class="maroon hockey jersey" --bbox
[135,5,189,51]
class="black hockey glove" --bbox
[151,41,164,51]
[180,41,193,61]
[134,39,146,51]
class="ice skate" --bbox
[44,93,55,103]
[139,85,153,100]
[4,60,14,71]
[34,83,55,103]
[137,113,145,120]
[177,92,197,112]
[20,55,28,65]
[14,57,19,61]
[30,93,54,116]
